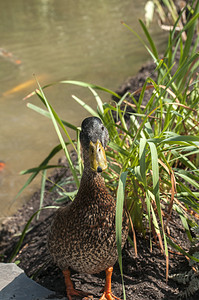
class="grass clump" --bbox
[11,1,199,299]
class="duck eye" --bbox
[101,126,104,131]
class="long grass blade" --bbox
[20,165,63,175]
[27,103,78,131]
[116,171,128,300]
[14,144,64,201]
[88,87,104,115]
[148,142,169,280]
[9,206,58,262]
[72,95,98,117]
[139,19,159,59]
[37,169,47,220]
[35,83,80,188]
[139,138,147,186]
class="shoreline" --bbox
[0,61,199,299]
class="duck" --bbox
[48,116,129,300]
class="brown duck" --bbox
[48,117,129,300]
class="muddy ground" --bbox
[0,63,199,300]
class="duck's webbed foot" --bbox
[99,292,121,300]
[99,267,121,300]
[63,269,90,300]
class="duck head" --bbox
[80,117,109,173]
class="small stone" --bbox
[0,263,67,300]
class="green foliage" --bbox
[146,0,198,30]
[14,1,199,299]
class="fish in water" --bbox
[0,48,21,65]
[3,75,47,96]
[0,161,5,172]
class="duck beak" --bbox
[89,139,107,172]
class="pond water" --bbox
[0,0,167,221]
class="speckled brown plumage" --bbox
[48,168,128,274]
[48,117,129,299]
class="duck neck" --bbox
[82,166,106,189]
[76,164,107,204]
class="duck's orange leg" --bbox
[62,269,90,300]
[99,267,121,300]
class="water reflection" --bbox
[0,0,167,220]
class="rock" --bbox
[0,263,66,300]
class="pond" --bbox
[0,0,167,220]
